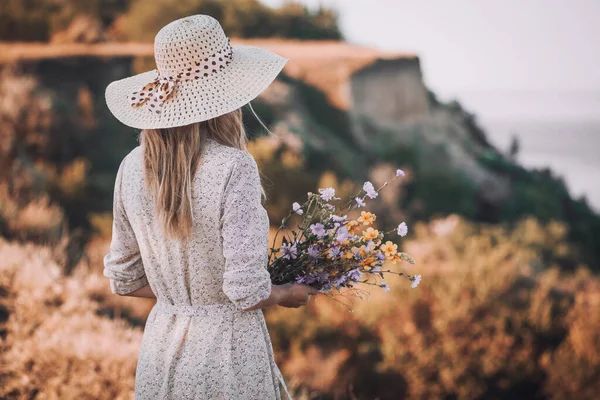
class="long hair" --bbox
[140,108,254,239]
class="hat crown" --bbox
[153,15,230,77]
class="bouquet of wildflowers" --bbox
[267,169,421,297]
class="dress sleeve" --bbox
[221,151,272,310]
[103,157,148,295]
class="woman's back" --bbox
[104,138,283,399]
[112,138,269,307]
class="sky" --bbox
[263,0,600,120]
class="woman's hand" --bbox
[242,283,319,311]
[278,283,319,308]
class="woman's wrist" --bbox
[271,284,290,305]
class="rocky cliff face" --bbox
[348,57,510,205]
[350,58,430,125]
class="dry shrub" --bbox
[40,158,90,200]
[1,216,598,400]
[0,67,70,245]
[0,239,142,399]
[265,215,600,400]
[541,279,600,400]
[0,183,65,242]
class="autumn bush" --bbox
[1,215,598,399]
[0,238,152,399]
[265,216,600,399]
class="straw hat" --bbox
[105,15,288,129]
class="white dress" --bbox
[103,138,290,399]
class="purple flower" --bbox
[319,187,336,201]
[363,181,378,199]
[411,274,422,289]
[333,274,348,288]
[325,204,335,211]
[330,214,348,226]
[328,245,343,259]
[310,223,326,238]
[281,242,298,260]
[297,272,331,290]
[352,247,363,261]
[397,222,408,237]
[355,197,366,207]
[371,265,382,273]
[292,202,303,215]
[336,226,350,243]
[346,269,364,282]
[320,281,333,292]
[375,252,386,262]
[381,282,391,292]
[307,244,322,259]
[366,240,376,251]
[396,169,405,177]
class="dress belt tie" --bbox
[155,300,240,316]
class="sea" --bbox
[453,90,600,213]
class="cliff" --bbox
[349,58,510,205]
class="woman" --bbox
[103,15,315,399]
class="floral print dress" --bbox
[103,138,291,399]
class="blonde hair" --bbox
[141,108,258,239]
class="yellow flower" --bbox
[346,220,358,228]
[380,241,398,258]
[357,211,376,226]
[363,227,379,241]
[361,257,379,270]
[345,247,357,259]
[345,220,361,234]
[361,257,376,267]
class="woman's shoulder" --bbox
[118,146,143,170]
[205,139,257,169]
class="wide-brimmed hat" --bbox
[105,15,288,129]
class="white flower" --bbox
[363,181,378,199]
[411,274,422,289]
[397,222,408,237]
[331,214,347,224]
[355,197,366,207]
[292,202,303,215]
[319,187,336,201]
[396,169,405,177]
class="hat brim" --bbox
[105,45,288,130]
